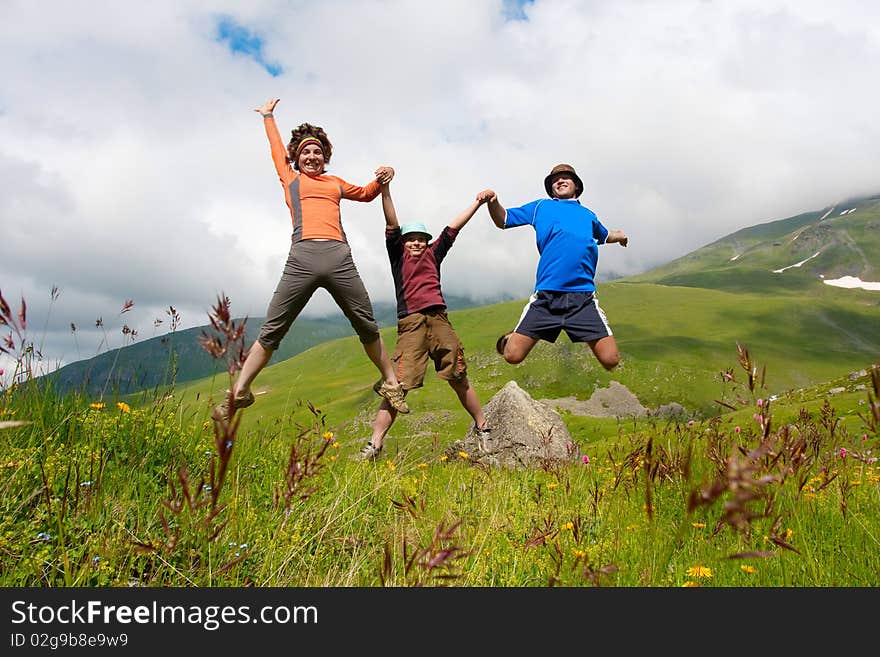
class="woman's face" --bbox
[298,143,325,175]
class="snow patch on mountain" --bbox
[821,276,880,291]
[772,251,821,273]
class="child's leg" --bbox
[368,399,398,451]
[365,314,427,453]
[587,335,620,371]
[448,376,489,430]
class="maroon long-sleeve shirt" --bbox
[385,225,459,318]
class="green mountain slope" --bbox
[627,194,880,294]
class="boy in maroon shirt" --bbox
[356,185,495,460]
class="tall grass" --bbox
[1,290,878,586]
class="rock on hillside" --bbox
[446,380,581,469]
[541,380,648,418]
[542,381,690,420]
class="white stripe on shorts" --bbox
[513,292,539,333]
[594,295,613,336]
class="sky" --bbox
[1,0,878,379]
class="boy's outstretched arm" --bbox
[381,182,399,229]
[478,189,506,229]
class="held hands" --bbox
[475,189,496,205]
[254,98,280,115]
[375,166,395,185]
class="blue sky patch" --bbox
[215,16,282,77]
[502,0,534,21]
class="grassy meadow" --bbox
[1,278,878,588]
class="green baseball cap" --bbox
[400,222,432,241]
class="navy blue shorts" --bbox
[514,290,613,344]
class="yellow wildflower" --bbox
[385,460,395,471]
[323,431,334,441]
[784,528,794,540]
[686,565,713,578]
[458,451,468,459]
[547,482,559,489]
[573,549,586,558]
[90,402,105,410]
[691,522,705,529]
[333,442,339,449]
[740,565,755,574]
[417,463,428,469]
[116,402,130,413]
[681,581,700,587]
[561,521,574,531]
[439,455,448,462]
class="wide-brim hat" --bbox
[400,221,432,241]
[544,163,584,198]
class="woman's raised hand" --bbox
[375,166,395,184]
[254,98,280,115]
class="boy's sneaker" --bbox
[211,389,255,422]
[373,380,410,414]
[496,331,513,356]
[355,442,383,462]
[473,424,492,436]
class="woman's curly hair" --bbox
[287,122,333,170]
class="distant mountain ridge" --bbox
[626,192,880,294]
[42,294,514,397]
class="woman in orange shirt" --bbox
[213,97,408,421]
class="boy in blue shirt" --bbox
[483,164,628,371]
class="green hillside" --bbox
[627,194,880,294]
[168,280,879,453]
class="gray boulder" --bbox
[445,380,581,469]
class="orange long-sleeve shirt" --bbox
[264,115,380,242]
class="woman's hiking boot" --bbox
[211,389,255,422]
[373,380,410,414]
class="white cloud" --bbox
[1,0,878,370]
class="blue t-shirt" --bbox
[504,198,609,292]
